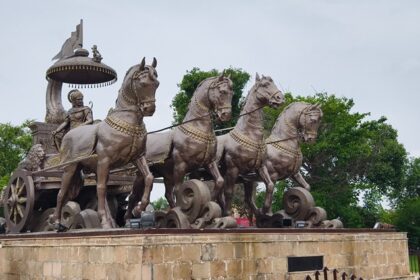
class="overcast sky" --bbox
[1,1,419,169]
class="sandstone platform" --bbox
[0,228,414,280]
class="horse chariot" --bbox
[1,22,342,234]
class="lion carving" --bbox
[18,144,46,172]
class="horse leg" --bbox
[96,158,112,228]
[257,165,274,215]
[133,156,154,216]
[172,160,188,206]
[124,175,144,221]
[206,161,224,203]
[292,172,310,191]
[243,181,259,215]
[163,174,175,208]
[51,163,79,231]
[223,165,239,216]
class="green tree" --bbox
[0,121,33,190]
[262,93,407,227]
[151,197,169,211]
[171,67,250,130]
[393,198,420,249]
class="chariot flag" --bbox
[52,20,83,61]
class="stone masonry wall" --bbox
[0,231,413,280]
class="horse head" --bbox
[208,72,234,122]
[122,57,160,116]
[298,103,323,143]
[254,73,284,108]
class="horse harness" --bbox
[177,78,230,166]
[104,69,154,163]
[265,136,302,172]
[229,129,266,169]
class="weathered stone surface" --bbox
[0,231,413,279]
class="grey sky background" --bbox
[1,1,419,168]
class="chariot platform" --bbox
[0,228,414,280]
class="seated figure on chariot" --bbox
[52,89,93,149]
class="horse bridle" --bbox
[254,79,282,104]
[193,78,232,118]
[295,105,320,140]
[121,67,157,113]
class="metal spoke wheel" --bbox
[3,170,35,233]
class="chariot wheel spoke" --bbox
[17,204,25,219]
[11,183,17,196]
[9,205,15,219]
[18,197,27,204]
[13,206,18,223]
[17,179,25,196]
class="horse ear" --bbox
[139,57,146,71]
[255,73,260,82]
[152,57,157,68]
[227,73,231,79]
[218,71,225,81]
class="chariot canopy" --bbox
[46,19,117,88]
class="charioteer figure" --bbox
[52,89,93,149]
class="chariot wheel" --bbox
[71,209,101,229]
[61,201,81,228]
[3,170,35,233]
[175,179,211,223]
[165,207,191,229]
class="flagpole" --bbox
[79,19,83,48]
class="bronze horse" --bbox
[51,58,160,230]
[125,74,233,219]
[216,74,284,216]
[243,102,323,215]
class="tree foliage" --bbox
[151,197,169,211]
[0,121,33,190]
[171,67,250,130]
[393,198,420,249]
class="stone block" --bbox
[43,262,52,277]
[143,246,164,264]
[242,259,257,276]
[51,262,61,278]
[101,246,115,263]
[173,262,192,280]
[256,258,272,274]
[153,263,173,280]
[210,260,226,278]
[142,264,152,280]
[234,243,247,259]
[164,245,182,262]
[88,247,102,263]
[127,247,142,264]
[181,244,201,261]
[226,259,242,277]
[201,243,216,261]
[114,246,127,264]
[216,243,235,259]
[192,262,210,279]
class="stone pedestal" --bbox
[29,121,59,154]
[0,229,414,280]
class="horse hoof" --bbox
[101,221,112,229]
[54,223,69,232]
[132,206,142,218]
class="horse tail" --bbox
[68,167,83,200]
